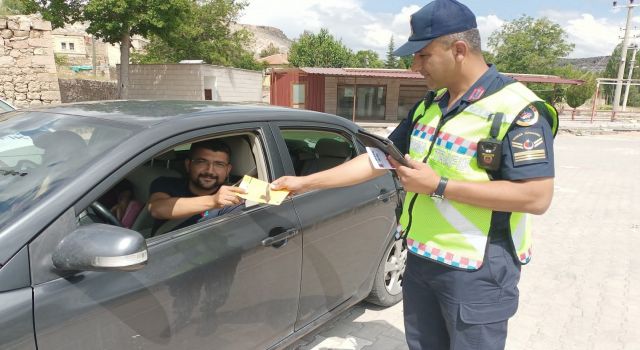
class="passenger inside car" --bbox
[82,133,265,237]
[99,179,143,229]
[146,140,246,236]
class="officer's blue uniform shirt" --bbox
[389,65,555,180]
[388,65,555,234]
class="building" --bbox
[124,63,264,102]
[257,53,289,68]
[270,68,584,122]
[52,22,148,78]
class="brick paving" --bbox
[290,131,640,350]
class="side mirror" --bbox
[52,224,148,272]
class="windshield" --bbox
[0,111,136,231]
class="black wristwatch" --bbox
[430,176,448,200]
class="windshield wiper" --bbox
[0,169,28,177]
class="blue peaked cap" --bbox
[393,0,477,57]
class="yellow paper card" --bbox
[237,175,289,205]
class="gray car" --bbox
[0,101,407,350]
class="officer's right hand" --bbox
[271,176,309,195]
[212,185,246,208]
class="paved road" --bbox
[290,132,640,350]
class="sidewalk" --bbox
[290,132,640,350]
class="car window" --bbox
[280,129,356,176]
[77,132,268,239]
[0,111,135,232]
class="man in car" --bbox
[147,140,245,235]
[272,0,557,349]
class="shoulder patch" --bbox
[508,127,548,166]
[515,105,539,127]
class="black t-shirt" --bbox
[388,65,555,238]
[148,177,242,234]
[149,177,201,234]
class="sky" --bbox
[239,0,640,58]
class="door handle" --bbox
[261,228,299,247]
[377,189,395,202]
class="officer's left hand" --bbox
[389,155,440,195]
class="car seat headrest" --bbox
[315,139,352,158]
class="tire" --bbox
[366,238,407,307]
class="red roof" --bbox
[275,68,584,85]
[300,67,424,79]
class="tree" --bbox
[400,55,413,70]
[566,72,596,110]
[288,28,353,67]
[23,0,191,98]
[0,0,28,15]
[482,50,496,64]
[385,36,399,68]
[353,50,383,68]
[488,15,574,74]
[132,0,264,71]
[259,43,280,58]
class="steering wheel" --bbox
[89,201,122,227]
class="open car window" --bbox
[77,132,268,238]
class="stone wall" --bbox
[58,78,117,103]
[0,15,61,108]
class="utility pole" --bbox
[612,1,639,112]
[623,43,638,110]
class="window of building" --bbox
[69,42,75,51]
[292,83,306,109]
[336,85,386,121]
[61,42,66,50]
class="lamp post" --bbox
[612,0,640,114]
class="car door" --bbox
[271,122,398,328]
[29,124,303,350]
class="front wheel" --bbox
[366,238,407,306]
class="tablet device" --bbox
[356,129,411,168]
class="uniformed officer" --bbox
[271,0,557,349]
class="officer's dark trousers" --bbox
[403,238,521,350]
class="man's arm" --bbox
[271,153,388,193]
[148,186,245,220]
[390,155,553,214]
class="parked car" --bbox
[0,101,406,350]
[0,99,15,112]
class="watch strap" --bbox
[431,176,448,199]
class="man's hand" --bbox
[270,176,310,195]
[211,185,246,208]
[389,155,440,195]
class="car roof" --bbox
[17,100,357,130]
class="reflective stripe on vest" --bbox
[399,82,558,270]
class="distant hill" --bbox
[232,23,293,58]
[557,56,610,73]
